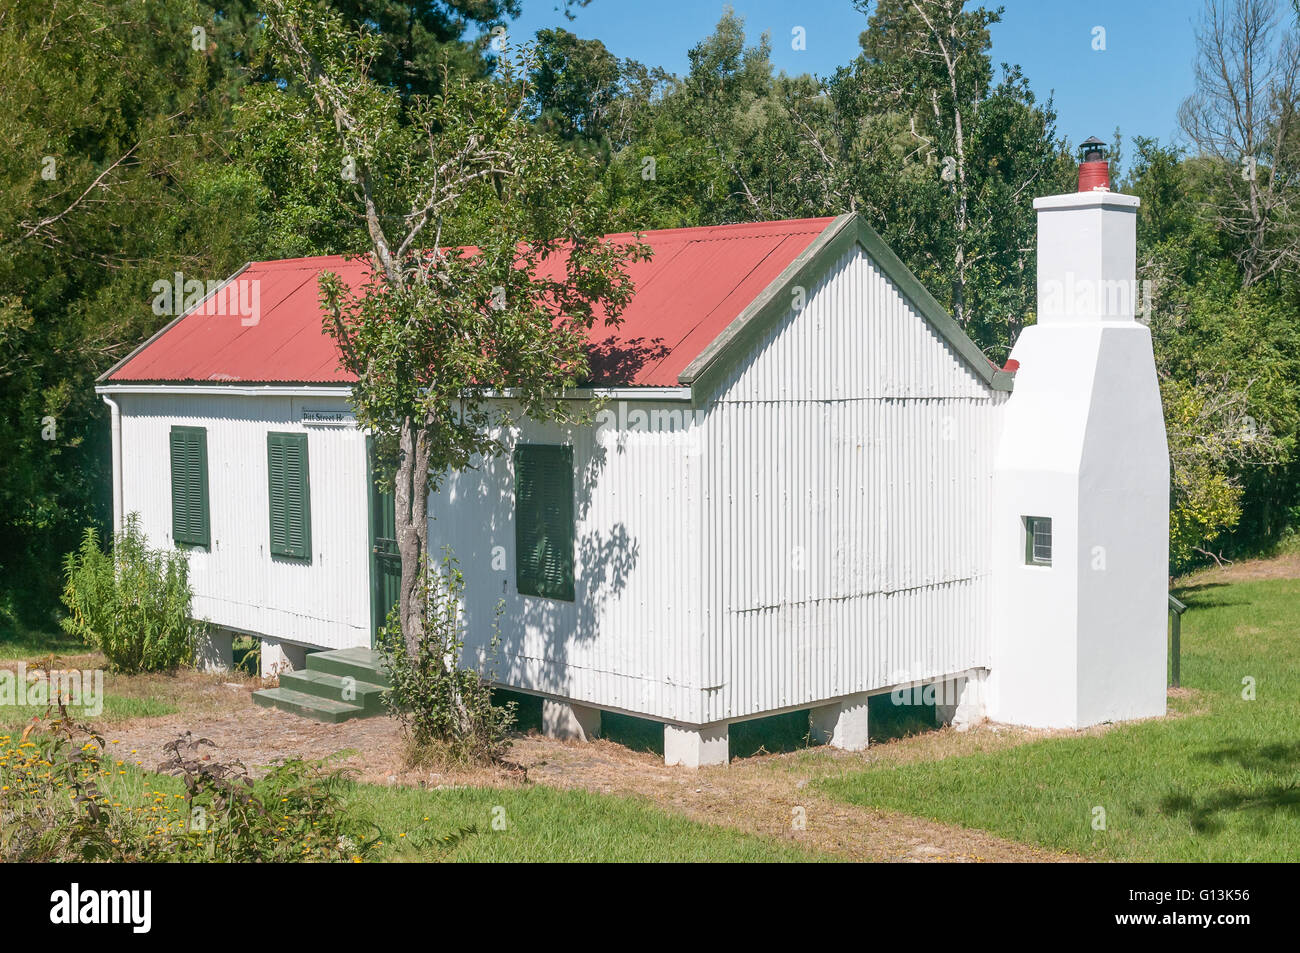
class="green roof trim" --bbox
[678,212,1014,396]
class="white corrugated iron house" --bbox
[95,175,1169,767]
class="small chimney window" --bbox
[1024,516,1053,566]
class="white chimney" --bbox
[987,157,1169,729]
[1034,191,1139,323]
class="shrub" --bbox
[59,514,201,673]
[150,733,380,862]
[0,708,125,861]
[0,708,380,862]
[378,549,515,767]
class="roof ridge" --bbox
[242,219,839,269]
[604,217,836,242]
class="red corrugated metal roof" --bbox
[106,217,835,387]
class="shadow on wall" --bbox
[443,431,642,698]
[503,432,640,690]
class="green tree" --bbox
[599,4,1071,356]
[0,0,259,627]
[248,0,648,665]
[201,0,522,97]
[1127,137,1300,567]
[530,27,623,142]
[601,10,830,228]
[833,0,1073,351]
[1178,0,1300,285]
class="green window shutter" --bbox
[169,426,209,547]
[267,432,312,560]
[514,444,575,601]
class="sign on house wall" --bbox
[301,409,355,427]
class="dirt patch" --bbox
[101,696,404,775]
[99,689,1085,862]
[107,668,264,719]
[1178,549,1300,586]
[23,651,1214,862]
[0,652,103,673]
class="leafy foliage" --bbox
[59,514,201,673]
[247,0,649,654]
[0,0,262,626]
[0,706,122,861]
[153,732,380,862]
[1126,135,1300,567]
[303,61,651,481]
[378,550,516,767]
[0,709,380,862]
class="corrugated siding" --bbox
[117,393,371,648]
[429,403,704,723]
[699,245,1005,722]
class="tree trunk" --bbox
[394,415,430,655]
[952,102,968,327]
[392,415,474,735]
[947,12,969,329]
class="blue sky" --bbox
[509,0,1203,149]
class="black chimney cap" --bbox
[1077,136,1108,162]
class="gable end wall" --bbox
[696,243,1006,723]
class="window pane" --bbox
[1025,516,1052,565]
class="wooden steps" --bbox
[252,646,390,723]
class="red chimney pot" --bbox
[1076,135,1111,191]
[1078,161,1110,192]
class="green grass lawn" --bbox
[0,694,177,730]
[0,624,83,662]
[816,576,1300,861]
[1,628,178,728]
[361,783,823,862]
[97,763,823,863]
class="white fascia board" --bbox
[94,383,354,398]
[476,386,694,402]
[94,382,693,401]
